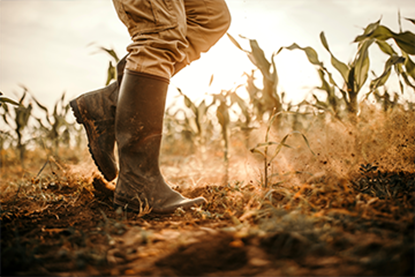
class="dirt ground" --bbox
[1,149,414,277]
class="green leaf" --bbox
[320,32,350,83]
[316,69,332,95]
[405,17,415,25]
[30,92,50,118]
[250,147,265,157]
[355,24,415,55]
[363,18,382,36]
[303,47,322,66]
[252,141,279,149]
[0,96,19,106]
[370,67,392,91]
[106,61,116,85]
[394,31,415,55]
[99,47,119,62]
[400,71,415,89]
[353,39,374,92]
[248,39,272,79]
[279,43,323,67]
[375,40,396,56]
[178,88,198,116]
[370,56,405,91]
[299,132,316,156]
[354,24,391,43]
[403,52,415,80]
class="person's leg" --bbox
[112,0,206,213]
[174,0,231,74]
[69,56,126,181]
[114,70,206,213]
[70,0,231,183]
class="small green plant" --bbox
[250,109,315,188]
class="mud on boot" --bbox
[114,70,206,214]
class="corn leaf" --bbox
[216,101,229,132]
[375,40,396,56]
[405,17,415,25]
[403,53,415,79]
[270,52,279,86]
[278,43,323,67]
[106,61,116,86]
[227,33,247,52]
[99,47,119,62]
[355,25,415,55]
[0,96,19,106]
[250,147,265,157]
[394,31,415,55]
[353,39,373,92]
[178,88,198,117]
[370,56,406,91]
[320,32,350,82]
[249,39,271,79]
[400,71,415,89]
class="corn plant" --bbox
[0,91,20,150]
[228,34,282,121]
[373,89,401,112]
[178,88,212,147]
[276,17,415,121]
[355,16,415,94]
[163,87,215,156]
[211,91,231,181]
[0,91,20,166]
[0,88,34,164]
[32,91,74,156]
[250,109,315,188]
[211,84,260,182]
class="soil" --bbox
[0,170,414,276]
[1,142,415,277]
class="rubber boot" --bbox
[69,56,126,181]
[114,70,206,214]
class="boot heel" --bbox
[69,99,84,125]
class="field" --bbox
[1,19,415,276]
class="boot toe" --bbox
[152,196,207,214]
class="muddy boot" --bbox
[114,70,206,214]
[70,57,126,181]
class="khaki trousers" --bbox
[112,0,231,79]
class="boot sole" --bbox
[114,195,206,214]
[70,98,117,181]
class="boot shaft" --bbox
[115,70,169,146]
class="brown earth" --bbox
[1,157,414,276]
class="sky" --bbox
[0,0,414,111]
